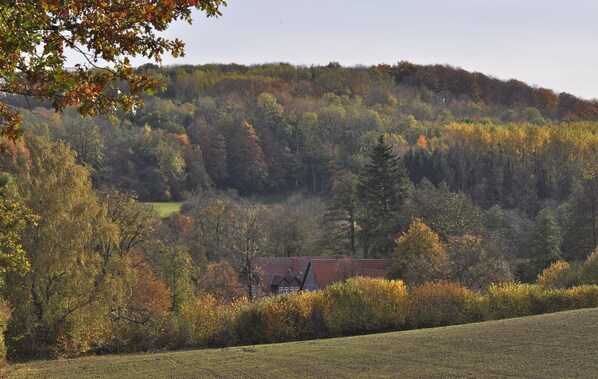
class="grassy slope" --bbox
[8,308,598,378]
[144,202,183,218]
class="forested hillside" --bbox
[5,62,597,201]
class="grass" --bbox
[6,307,598,378]
[144,202,183,218]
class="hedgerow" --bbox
[173,278,598,350]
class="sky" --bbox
[129,0,598,100]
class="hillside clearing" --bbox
[7,307,598,378]
[144,202,183,218]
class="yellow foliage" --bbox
[537,261,571,288]
[410,281,473,327]
[322,277,409,336]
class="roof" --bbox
[253,256,329,290]
[301,259,392,289]
[270,274,302,287]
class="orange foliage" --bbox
[416,134,428,148]
[173,133,191,146]
[197,261,245,303]
[128,251,172,322]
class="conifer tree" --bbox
[357,135,411,257]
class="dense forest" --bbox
[0,62,597,359]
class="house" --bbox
[300,258,392,291]
[252,256,328,296]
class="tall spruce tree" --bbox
[357,135,411,257]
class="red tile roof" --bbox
[253,256,328,292]
[304,259,392,289]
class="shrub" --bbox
[537,261,579,289]
[259,291,322,343]
[0,300,9,365]
[409,281,473,327]
[322,277,409,336]
[178,295,238,348]
[485,283,541,319]
[580,249,598,285]
[566,285,598,309]
[235,301,267,345]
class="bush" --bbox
[0,300,9,365]
[409,281,473,328]
[566,285,598,309]
[173,280,598,355]
[485,283,577,319]
[259,291,322,343]
[581,249,598,285]
[485,283,541,319]
[537,261,577,288]
[322,277,409,336]
[178,295,238,348]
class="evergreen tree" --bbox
[357,135,411,257]
[531,208,563,273]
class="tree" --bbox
[389,219,449,286]
[330,171,359,256]
[407,180,484,241]
[0,175,34,289]
[197,261,244,303]
[447,235,512,290]
[561,178,598,260]
[5,135,117,358]
[149,242,195,313]
[531,208,563,273]
[228,203,272,299]
[268,196,326,258]
[0,0,226,142]
[357,135,411,257]
[225,120,268,194]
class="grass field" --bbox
[6,307,598,378]
[144,202,183,218]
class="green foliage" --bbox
[531,208,563,273]
[0,186,34,289]
[0,300,10,364]
[146,202,183,218]
[561,178,598,260]
[150,244,196,313]
[407,180,484,240]
[357,135,411,257]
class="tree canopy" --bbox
[0,0,226,142]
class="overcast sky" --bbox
[131,0,598,100]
